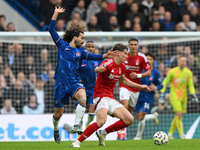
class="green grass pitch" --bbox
[1,139,200,150]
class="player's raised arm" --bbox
[51,7,65,20]
[119,75,151,92]
[48,7,65,46]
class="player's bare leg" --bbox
[72,107,108,147]
[98,107,134,144]
[53,107,64,143]
[117,100,134,140]
[71,88,87,134]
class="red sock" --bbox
[77,122,99,143]
[105,120,128,134]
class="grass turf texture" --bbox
[1,139,200,150]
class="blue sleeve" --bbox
[48,20,65,47]
[155,70,163,90]
[81,48,104,60]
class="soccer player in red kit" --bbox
[72,43,151,147]
[117,38,151,140]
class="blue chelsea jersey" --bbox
[48,20,103,85]
[80,60,102,89]
[138,68,163,103]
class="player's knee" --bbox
[79,96,86,105]
[96,119,106,128]
[124,115,134,126]
[54,112,63,119]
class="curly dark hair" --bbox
[63,24,85,43]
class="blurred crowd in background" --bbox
[1,0,200,31]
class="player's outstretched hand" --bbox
[140,85,151,92]
[103,48,118,59]
[149,83,157,91]
[55,6,65,13]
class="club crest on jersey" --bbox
[76,52,81,57]
[136,60,139,65]
[94,63,98,67]
[82,64,86,67]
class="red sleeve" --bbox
[142,56,151,71]
[101,60,109,72]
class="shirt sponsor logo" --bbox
[82,64,87,67]
[125,65,140,70]
[66,48,71,50]
[108,74,121,80]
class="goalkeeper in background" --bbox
[159,55,199,139]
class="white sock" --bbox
[136,120,145,137]
[53,115,60,131]
[144,114,155,121]
[86,113,95,126]
[101,129,108,136]
[75,139,81,144]
[74,104,86,125]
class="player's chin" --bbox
[122,59,126,63]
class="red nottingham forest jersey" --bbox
[119,52,151,92]
[93,58,126,99]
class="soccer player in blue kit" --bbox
[79,41,102,128]
[134,52,163,140]
[48,7,116,143]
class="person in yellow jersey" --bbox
[159,55,199,139]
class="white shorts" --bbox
[93,97,123,115]
[119,87,139,107]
